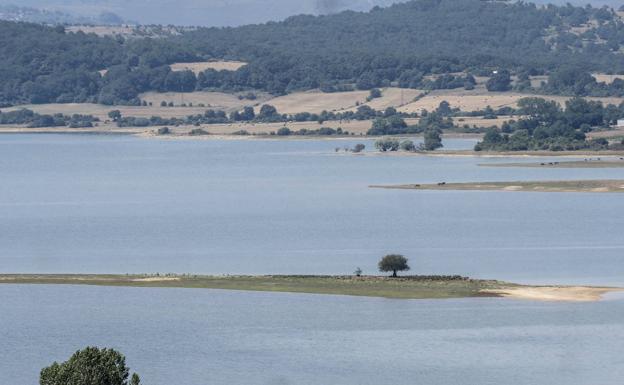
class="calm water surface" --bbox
[2,285,624,385]
[1,134,623,285]
[1,134,624,385]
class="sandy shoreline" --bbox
[484,286,622,302]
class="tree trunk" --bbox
[392,270,397,278]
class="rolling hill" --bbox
[2,0,624,106]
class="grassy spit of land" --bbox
[480,159,624,168]
[0,274,619,302]
[371,180,624,193]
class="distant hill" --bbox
[2,0,624,106]
[0,0,620,26]
[0,5,125,25]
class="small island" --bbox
[0,274,618,302]
[371,180,624,193]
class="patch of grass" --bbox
[0,274,510,300]
[480,159,624,168]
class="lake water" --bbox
[2,285,624,385]
[2,134,624,385]
[2,134,624,285]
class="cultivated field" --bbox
[3,103,210,121]
[138,91,270,111]
[397,89,624,113]
[264,89,369,114]
[261,87,423,115]
[169,61,248,74]
[6,85,623,134]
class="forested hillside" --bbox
[3,0,624,106]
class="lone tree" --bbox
[107,110,121,122]
[378,254,410,277]
[40,347,141,385]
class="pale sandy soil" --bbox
[169,61,248,73]
[66,25,136,36]
[484,286,621,302]
[65,25,188,38]
[131,277,181,282]
[592,73,624,84]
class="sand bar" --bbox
[371,180,624,193]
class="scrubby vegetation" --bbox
[0,108,98,128]
[475,97,623,151]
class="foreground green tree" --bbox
[378,254,410,277]
[40,347,141,385]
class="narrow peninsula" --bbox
[371,180,624,193]
[480,159,624,168]
[0,274,618,302]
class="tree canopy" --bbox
[475,97,619,151]
[3,1,624,106]
[40,347,141,385]
[378,254,410,277]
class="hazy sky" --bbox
[0,0,620,26]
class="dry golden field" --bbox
[188,117,500,136]
[169,61,248,73]
[5,86,623,133]
[263,90,369,114]
[3,103,210,121]
[397,89,623,113]
[260,87,423,115]
[138,91,270,111]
